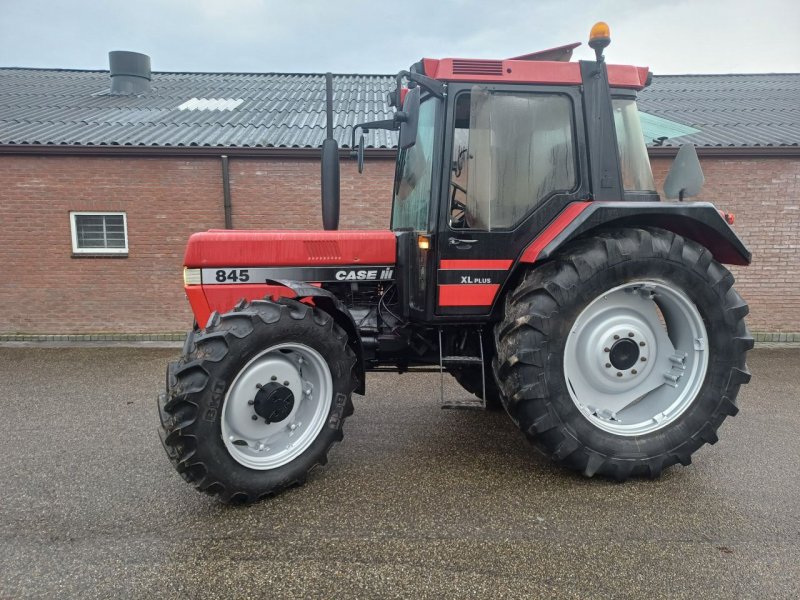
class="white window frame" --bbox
[70,211,129,255]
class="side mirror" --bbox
[357,133,365,174]
[663,144,704,201]
[398,86,420,150]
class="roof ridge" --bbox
[3,66,800,78]
[0,67,396,77]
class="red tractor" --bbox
[158,24,752,503]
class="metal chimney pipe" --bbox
[109,51,151,95]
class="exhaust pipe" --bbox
[321,72,340,230]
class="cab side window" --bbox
[449,87,577,230]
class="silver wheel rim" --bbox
[221,343,333,470]
[563,280,708,436]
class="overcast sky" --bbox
[2,0,798,75]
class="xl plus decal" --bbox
[437,269,507,285]
[460,275,492,284]
[437,259,512,308]
[201,266,395,285]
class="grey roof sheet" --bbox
[0,69,397,149]
[638,73,800,147]
[1,68,798,149]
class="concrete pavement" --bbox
[1,347,798,598]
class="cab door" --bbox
[390,94,442,320]
[436,83,588,317]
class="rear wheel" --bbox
[494,228,753,479]
[158,297,357,503]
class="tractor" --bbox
[158,23,753,503]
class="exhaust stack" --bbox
[321,72,340,230]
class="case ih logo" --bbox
[335,268,394,281]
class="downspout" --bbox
[221,154,232,229]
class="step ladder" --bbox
[438,328,487,410]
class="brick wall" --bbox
[0,153,797,334]
[651,157,800,332]
[0,154,394,334]
[229,157,394,230]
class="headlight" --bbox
[183,268,201,285]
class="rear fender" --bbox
[490,201,751,320]
[521,201,751,266]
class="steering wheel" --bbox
[449,181,468,228]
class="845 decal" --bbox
[214,269,250,283]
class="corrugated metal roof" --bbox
[0,69,397,149]
[1,68,798,149]
[638,73,800,147]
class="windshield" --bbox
[613,98,656,192]
[391,98,437,231]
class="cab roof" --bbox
[421,42,650,90]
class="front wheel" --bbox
[158,298,357,503]
[494,228,753,480]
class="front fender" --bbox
[273,280,367,396]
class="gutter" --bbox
[1,144,797,160]
[647,146,800,158]
[0,144,399,159]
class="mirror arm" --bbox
[395,70,445,100]
[349,119,398,157]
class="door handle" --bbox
[448,237,478,246]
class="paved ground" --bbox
[0,347,798,599]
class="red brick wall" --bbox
[0,153,796,334]
[229,157,394,230]
[0,155,394,334]
[0,156,222,333]
[651,157,800,332]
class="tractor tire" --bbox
[450,365,504,411]
[494,227,752,480]
[158,297,357,503]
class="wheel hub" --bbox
[609,338,640,370]
[221,343,333,470]
[253,382,294,424]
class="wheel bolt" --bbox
[641,357,647,362]
[255,383,263,389]
[616,372,623,377]
[604,347,610,352]
[283,380,290,386]
[251,415,258,421]
[605,363,611,368]
[271,375,277,381]
[631,369,638,375]
[247,400,254,405]
[614,335,620,340]
[639,341,646,347]
[628,332,635,337]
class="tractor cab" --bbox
[349,28,659,322]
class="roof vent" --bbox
[109,51,151,95]
[452,59,504,76]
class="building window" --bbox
[70,212,128,255]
